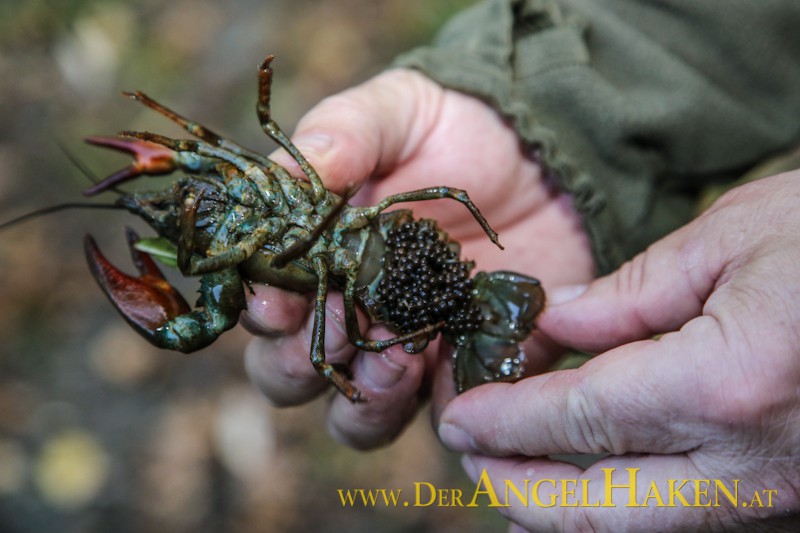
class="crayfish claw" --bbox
[84,231,190,336]
[83,136,176,196]
[124,226,170,279]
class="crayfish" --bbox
[18,56,546,401]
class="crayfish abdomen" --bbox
[81,56,545,401]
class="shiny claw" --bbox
[85,228,246,353]
[84,228,190,337]
[82,136,176,196]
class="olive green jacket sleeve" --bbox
[394,0,800,274]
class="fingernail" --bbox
[269,133,333,166]
[293,132,333,155]
[360,353,406,390]
[438,422,478,453]
[547,284,588,306]
[239,311,285,337]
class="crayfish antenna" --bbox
[0,203,123,233]
[55,138,106,188]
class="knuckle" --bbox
[616,252,658,333]
[563,372,618,454]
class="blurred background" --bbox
[0,0,514,531]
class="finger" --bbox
[269,68,443,193]
[438,316,725,457]
[240,284,310,337]
[325,327,433,450]
[430,340,459,428]
[539,221,722,353]
[244,292,358,406]
[463,452,755,532]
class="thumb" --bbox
[539,222,723,353]
[268,68,444,194]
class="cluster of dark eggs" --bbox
[377,220,482,336]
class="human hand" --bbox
[243,68,594,448]
[437,172,800,531]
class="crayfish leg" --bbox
[368,187,503,249]
[123,90,225,146]
[121,90,279,170]
[310,257,365,402]
[341,269,443,353]
[256,56,327,202]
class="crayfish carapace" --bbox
[73,56,545,401]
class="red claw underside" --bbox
[82,136,176,196]
[84,227,190,335]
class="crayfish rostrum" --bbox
[69,56,545,401]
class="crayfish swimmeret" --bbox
[75,56,545,401]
